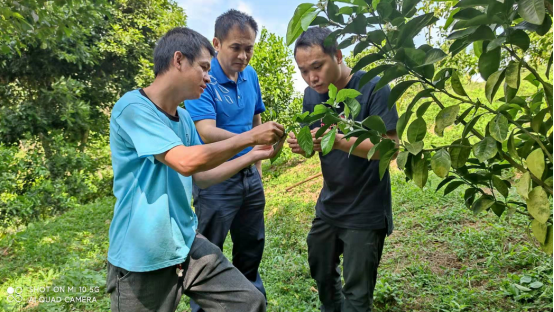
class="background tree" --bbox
[286,0,553,253]
[250,27,301,129]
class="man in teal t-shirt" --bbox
[106,27,284,312]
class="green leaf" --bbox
[526,149,545,179]
[301,10,320,30]
[490,202,506,217]
[416,101,433,117]
[344,98,362,118]
[486,36,506,52]
[379,148,398,179]
[466,25,496,43]
[479,46,501,80]
[452,14,503,30]
[454,7,483,20]
[434,104,460,137]
[505,61,520,89]
[492,175,509,197]
[328,83,338,102]
[473,136,497,162]
[402,0,420,14]
[449,39,470,56]
[417,48,448,67]
[367,30,387,44]
[396,151,409,169]
[327,1,344,24]
[353,41,370,57]
[348,132,372,156]
[397,111,412,138]
[472,196,495,215]
[431,149,451,178]
[375,64,408,91]
[485,69,505,103]
[297,126,314,156]
[367,142,380,160]
[531,219,548,244]
[352,53,384,72]
[313,104,329,115]
[388,80,418,109]
[515,284,532,292]
[451,71,468,96]
[412,153,429,189]
[444,8,461,29]
[488,114,509,142]
[447,27,479,40]
[540,226,553,254]
[531,108,549,133]
[286,4,316,45]
[463,114,483,138]
[407,118,427,143]
[436,176,456,192]
[405,141,424,155]
[315,122,332,139]
[362,115,387,134]
[406,89,434,113]
[360,64,392,88]
[310,15,329,26]
[518,0,545,25]
[516,172,532,199]
[529,281,544,289]
[474,41,483,58]
[342,14,367,34]
[444,181,466,195]
[450,138,472,168]
[397,13,438,48]
[336,88,362,103]
[455,0,491,8]
[527,186,550,224]
[321,127,337,156]
[507,130,518,157]
[506,29,530,51]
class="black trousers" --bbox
[191,165,266,312]
[307,216,387,312]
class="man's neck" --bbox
[143,77,181,116]
[334,65,353,91]
[217,54,239,82]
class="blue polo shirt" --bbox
[185,57,266,160]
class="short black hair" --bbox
[294,27,338,58]
[153,27,215,77]
[214,9,258,42]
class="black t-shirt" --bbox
[303,71,399,234]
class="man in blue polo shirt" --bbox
[184,10,268,310]
[106,27,284,312]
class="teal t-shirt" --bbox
[108,89,200,272]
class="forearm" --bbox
[335,134,378,159]
[169,133,254,176]
[198,126,237,143]
[193,152,257,188]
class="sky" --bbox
[176,0,331,93]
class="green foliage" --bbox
[287,0,553,253]
[250,28,301,129]
[0,0,186,226]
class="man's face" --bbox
[295,45,341,94]
[179,47,212,100]
[213,25,256,75]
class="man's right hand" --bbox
[287,132,306,156]
[248,121,285,145]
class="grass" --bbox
[0,152,552,312]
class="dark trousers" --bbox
[106,233,266,312]
[307,216,387,312]
[191,165,266,312]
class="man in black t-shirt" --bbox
[287,27,399,312]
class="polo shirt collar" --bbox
[210,55,247,84]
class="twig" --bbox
[285,173,323,192]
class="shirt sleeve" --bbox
[253,75,266,115]
[368,84,399,132]
[115,103,183,161]
[184,86,217,121]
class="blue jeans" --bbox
[190,165,266,312]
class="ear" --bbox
[335,49,343,65]
[213,37,221,52]
[172,51,185,70]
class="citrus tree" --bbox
[286,0,553,253]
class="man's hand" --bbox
[248,121,284,145]
[249,137,285,161]
[311,127,343,152]
[287,131,306,155]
